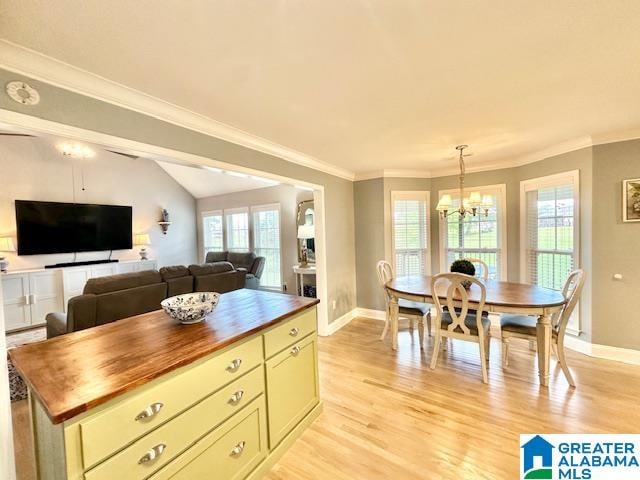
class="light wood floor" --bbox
[12,317,640,479]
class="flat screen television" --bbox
[15,200,133,255]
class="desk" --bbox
[386,275,566,387]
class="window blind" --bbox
[525,183,575,290]
[253,206,281,289]
[202,212,223,253]
[225,210,249,252]
[392,193,429,277]
[442,190,503,279]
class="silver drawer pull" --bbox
[135,402,164,422]
[230,441,246,457]
[226,358,242,372]
[290,345,301,355]
[289,327,300,337]
[138,443,166,464]
[228,390,244,404]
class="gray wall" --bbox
[591,139,640,349]
[196,184,301,293]
[0,135,197,269]
[354,178,385,311]
[355,148,595,343]
[0,68,356,323]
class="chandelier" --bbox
[435,145,493,219]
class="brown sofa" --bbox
[46,262,246,339]
[205,251,266,289]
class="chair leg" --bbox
[551,342,559,360]
[426,311,432,337]
[379,306,390,341]
[430,334,441,370]
[417,317,425,351]
[409,317,415,333]
[502,337,510,368]
[485,333,491,364]
[479,339,488,384]
[556,339,576,387]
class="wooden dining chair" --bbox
[429,273,491,383]
[500,269,585,387]
[464,257,489,280]
[375,260,431,350]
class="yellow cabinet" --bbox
[265,334,319,448]
[149,396,268,480]
[263,308,317,359]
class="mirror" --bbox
[296,200,315,265]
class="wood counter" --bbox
[10,288,319,424]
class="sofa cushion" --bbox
[84,270,162,295]
[159,265,190,280]
[95,283,168,326]
[205,251,228,263]
[227,252,256,270]
[189,262,234,276]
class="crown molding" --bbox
[0,39,356,181]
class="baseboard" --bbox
[325,309,358,335]
[354,308,386,321]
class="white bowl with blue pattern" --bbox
[161,292,220,324]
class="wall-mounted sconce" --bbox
[158,209,172,235]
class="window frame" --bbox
[223,207,250,253]
[251,203,283,291]
[201,209,224,255]
[520,170,580,333]
[390,190,431,277]
[438,184,508,279]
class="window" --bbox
[521,171,579,291]
[439,185,507,279]
[391,191,430,277]
[202,210,223,254]
[252,204,281,289]
[225,208,249,252]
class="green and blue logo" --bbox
[521,435,554,479]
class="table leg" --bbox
[536,313,552,387]
[389,295,399,351]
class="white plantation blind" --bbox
[202,211,223,254]
[441,186,505,279]
[524,182,576,290]
[392,191,429,277]
[225,208,249,252]
[252,205,281,289]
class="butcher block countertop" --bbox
[9,289,319,424]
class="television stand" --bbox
[45,259,120,269]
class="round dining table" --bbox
[385,275,567,387]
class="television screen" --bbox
[15,200,133,255]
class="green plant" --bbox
[450,259,476,277]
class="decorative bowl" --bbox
[161,292,220,324]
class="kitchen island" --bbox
[10,288,321,480]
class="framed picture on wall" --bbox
[623,178,640,222]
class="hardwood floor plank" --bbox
[12,317,640,480]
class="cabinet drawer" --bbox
[149,396,268,480]
[84,366,265,480]
[263,308,316,358]
[80,335,263,468]
[265,334,319,447]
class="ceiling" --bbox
[1,1,640,177]
[155,161,279,198]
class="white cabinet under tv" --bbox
[1,260,157,333]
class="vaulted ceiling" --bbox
[1,1,640,177]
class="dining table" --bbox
[385,275,567,387]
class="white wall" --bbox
[0,136,198,269]
[0,284,16,480]
[197,184,308,293]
